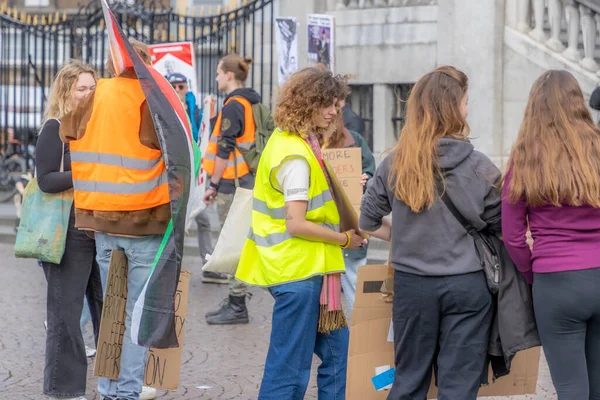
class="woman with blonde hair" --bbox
[360,66,501,399]
[503,70,600,399]
[235,67,366,399]
[37,59,102,400]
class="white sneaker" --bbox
[85,345,96,358]
[48,397,87,400]
[140,386,157,400]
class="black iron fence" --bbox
[392,83,414,139]
[0,0,275,157]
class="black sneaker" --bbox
[201,271,229,284]
[205,295,249,325]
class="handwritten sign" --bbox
[322,148,362,216]
[143,270,190,390]
[94,250,190,391]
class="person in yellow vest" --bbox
[236,67,366,399]
[60,39,159,400]
[201,54,261,325]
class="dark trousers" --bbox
[388,270,492,400]
[42,215,103,398]
[534,269,600,400]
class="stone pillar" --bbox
[437,0,505,162]
[372,84,396,162]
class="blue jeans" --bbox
[95,233,163,400]
[341,257,367,318]
[259,276,349,400]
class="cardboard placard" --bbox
[347,264,541,399]
[322,147,362,218]
[94,250,190,391]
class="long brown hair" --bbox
[220,54,253,83]
[275,67,349,138]
[388,66,469,212]
[505,70,600,207]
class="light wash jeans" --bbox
[80,297,91,336]
[95,233,163,400]
[341,257,368,318]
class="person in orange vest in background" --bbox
[201,54,261,325]
[59,39,159,400]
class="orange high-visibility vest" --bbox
[69,77,170,212]
[202,96,256,180]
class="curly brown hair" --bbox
[275,67,350,138]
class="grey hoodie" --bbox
[360,137,502,276]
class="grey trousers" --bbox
[534,269,600,400]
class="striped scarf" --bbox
[305,132,347,334]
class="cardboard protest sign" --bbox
[94,250,191,391]
[347,264,542,399]
[322,147,362,217]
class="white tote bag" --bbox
[202,187,254,275]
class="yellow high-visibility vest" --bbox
[235,129,345,287]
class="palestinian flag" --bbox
[101,0,200,348]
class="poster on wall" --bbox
[148,42,198,96]
[307,14,335,72]
[275,17,299,85]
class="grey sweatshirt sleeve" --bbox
[359,156,392,231]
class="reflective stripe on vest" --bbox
[248,222,340,248]
[70,151,162,171]
[73,171,168,194]
[252,189,334,220]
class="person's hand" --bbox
[203,187,217,205]
[343,229,368,249]
[205,95,217,118]
[360,173,370,187]
[205,95,216,107]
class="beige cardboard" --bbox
[94,250,190,391]
[322,148,362,216]
[143,270,190,390]
[348,264,541,399]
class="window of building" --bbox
[347,84,373,150]
[392,83,414,139]
[24,0,49,6]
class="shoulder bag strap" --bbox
[436,178,477,236]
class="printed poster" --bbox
[148,42,199,96]
[307,14,335,72]
[275,17,299,85]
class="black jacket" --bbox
[482,237,541,383]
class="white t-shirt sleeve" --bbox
[274,158,310,202]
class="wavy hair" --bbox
[43,59,96,124]
[505,70,600,207]
[388,65,470,213]
[275,67,349,139]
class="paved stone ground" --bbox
[0,243,556,400]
